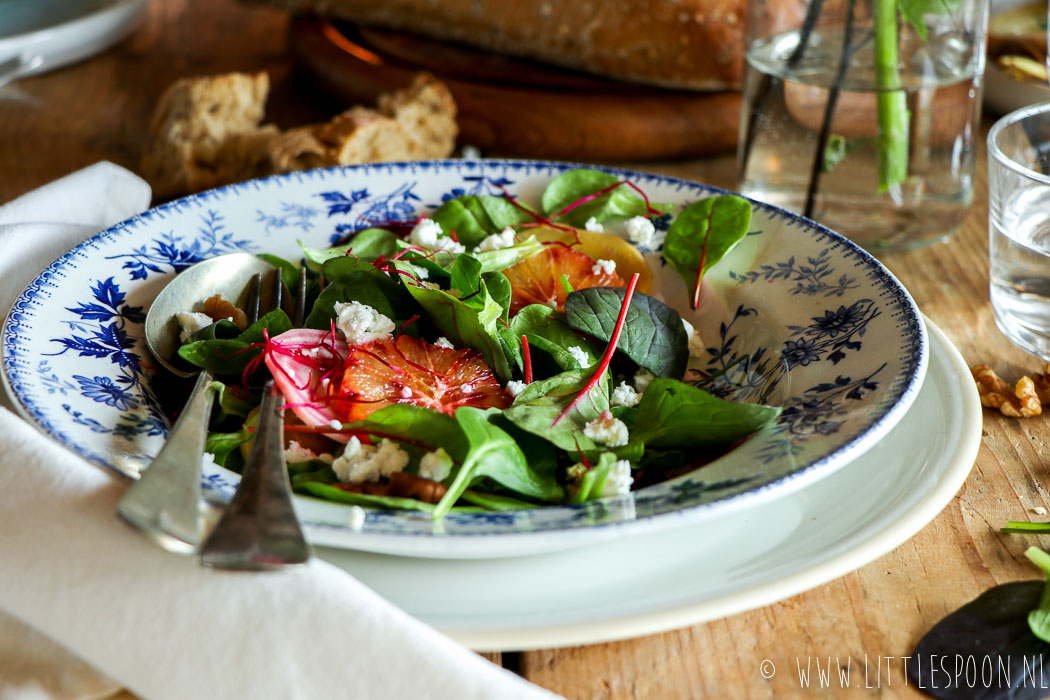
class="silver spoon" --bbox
[121,254,298,555]
[143,253,286,377]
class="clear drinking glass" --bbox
[737,0,989,251]
[988,103,1050,359]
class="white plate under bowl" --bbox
[0,0,147,76]
[316,318,979,649]
[1,160,927,557]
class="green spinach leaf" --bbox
[178,309,292,375]
[511,304,597,371]
[303,276,397,330]
[564,288,688,378]
[300,228,397,269]
[502,369,610,452]
[632,378,780,448]
[435,407,564,518]
[540,169,669,227]
[205,430,250,468]
[335,404,467,458]
[662,195,751,297]
[472,236,545,273]
[398,261,512,380]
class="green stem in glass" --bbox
[874,0,909,192]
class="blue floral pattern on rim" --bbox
[1,160,927,552]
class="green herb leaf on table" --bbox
[1026,547,1050,643]
[564,288,688,378]
[632,378,781,448]
[662,195,751,305]
[907,580,1050,699]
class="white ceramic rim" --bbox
[448,317,981,650]
[0,0,147,74]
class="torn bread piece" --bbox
[142,72,275,200]
[141,72,458,200]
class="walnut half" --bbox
[971,363,1050,418]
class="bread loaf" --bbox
[244,0,745,90]
[141,72,458,200]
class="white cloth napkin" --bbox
[0,164,557,700]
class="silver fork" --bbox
[200,271,310,570]
[117,369,215,552]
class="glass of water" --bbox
[737,0,988,251]
[989,104,1050,359]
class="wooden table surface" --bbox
[1,1,1042,698]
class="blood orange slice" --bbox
[523,224,653,294]
[336,335,512,422]
[503,244,626,315]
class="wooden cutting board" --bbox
[287,16,741,161]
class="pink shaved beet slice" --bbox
[264,328,349,442]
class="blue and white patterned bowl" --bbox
[1,161,927,558]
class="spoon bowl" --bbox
[144,253,286,377]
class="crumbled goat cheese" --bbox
[201,451,218,471]
[680,318,705,357]
[284,440,333,464]
[475,227,517,252]
[333,300,395,345]
[611,381,641,407]
[591,259,616,276]
[176,311,214,343]
[506,380,527,397]
[347,505,367,531]
[600,460,634,497]
[398,385,413,399]
[418,447,454,482]
[329,419,343,430]
[408,217,466,254]
[583,410,629,447]
[625,216,656,247]
[584,217,604,232]
[434,336,455,349]
[415,266,429,280]
[331,437,410,484]
[567,345,591,367]
[633,369,656,394]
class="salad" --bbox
[171,168,781,519]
